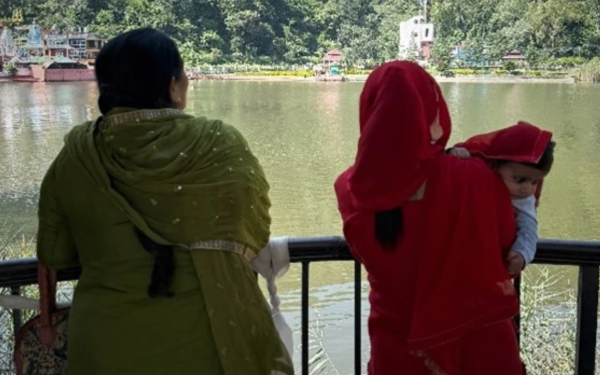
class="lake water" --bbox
[0,80,599,373]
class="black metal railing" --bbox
[1,236,600,375]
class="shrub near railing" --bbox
[577,58,600,83]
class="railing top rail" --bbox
[0,237,599,288]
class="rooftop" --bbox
[323,48,342,62]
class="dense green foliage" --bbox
[1,0,599,66]
[577,57,600,82]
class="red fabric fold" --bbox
[455,122,553,206]
[455,122,552,164]
[335,61,523,375]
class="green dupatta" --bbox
[63,108,293,375]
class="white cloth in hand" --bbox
[252,237,294,357]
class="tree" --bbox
[432,37,454,72]
[525,0,596,58]
[374,0,419,61]
[486,0,529,59]
[1,0,598,67]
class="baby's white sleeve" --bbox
[511,195,538,265]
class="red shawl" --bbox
[455,122,553,206]
[348,61,450,210]
[335,61,521,374]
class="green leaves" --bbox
[1,0,598,67]
[432,0,600,66]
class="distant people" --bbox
[335,61,528,374]
[449,122,555,274]
[37,28,293,375]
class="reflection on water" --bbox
[1,81,599,373]
[0,83,96,238]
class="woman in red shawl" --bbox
[334,61,533,374]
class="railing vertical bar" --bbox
[10,286,22,336]
[575,265,599,375]
[514,275,521,344]
[354,261,361,375]
[301,261,310,375]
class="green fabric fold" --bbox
[64,111,271,251]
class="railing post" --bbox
[354,261,361,375]
[575,265,599,375]
[301,262,310,375]
[11,286,22,335]
[514,275,521,344]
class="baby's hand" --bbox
[448,147,471,158]
[505,251,525,276]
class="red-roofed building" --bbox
[323,48,342,66]
[502,50,526,62]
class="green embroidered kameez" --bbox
[36,109,294,375]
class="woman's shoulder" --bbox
[179,115,227,128]
[63,120,102,146]
[61,120,96,153]
[68,120,96,134]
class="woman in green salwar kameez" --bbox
[36,28,294,375]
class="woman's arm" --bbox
[37,150,78,269]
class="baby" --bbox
[449,123,555,275]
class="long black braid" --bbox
[136,228,175,298]
[374,207,404,250]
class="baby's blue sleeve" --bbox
[511,196,538,265]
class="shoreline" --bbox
[1,74,577,85]
[432,75,575,84]
[193,74,576,84]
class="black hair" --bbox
[94,28,184,115]
[136,228,175,298]
[527,140,556,174]
[375,207,404,250]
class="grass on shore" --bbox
[576,58,600,83]
[217,68,574,81]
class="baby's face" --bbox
[497,162,548,199]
